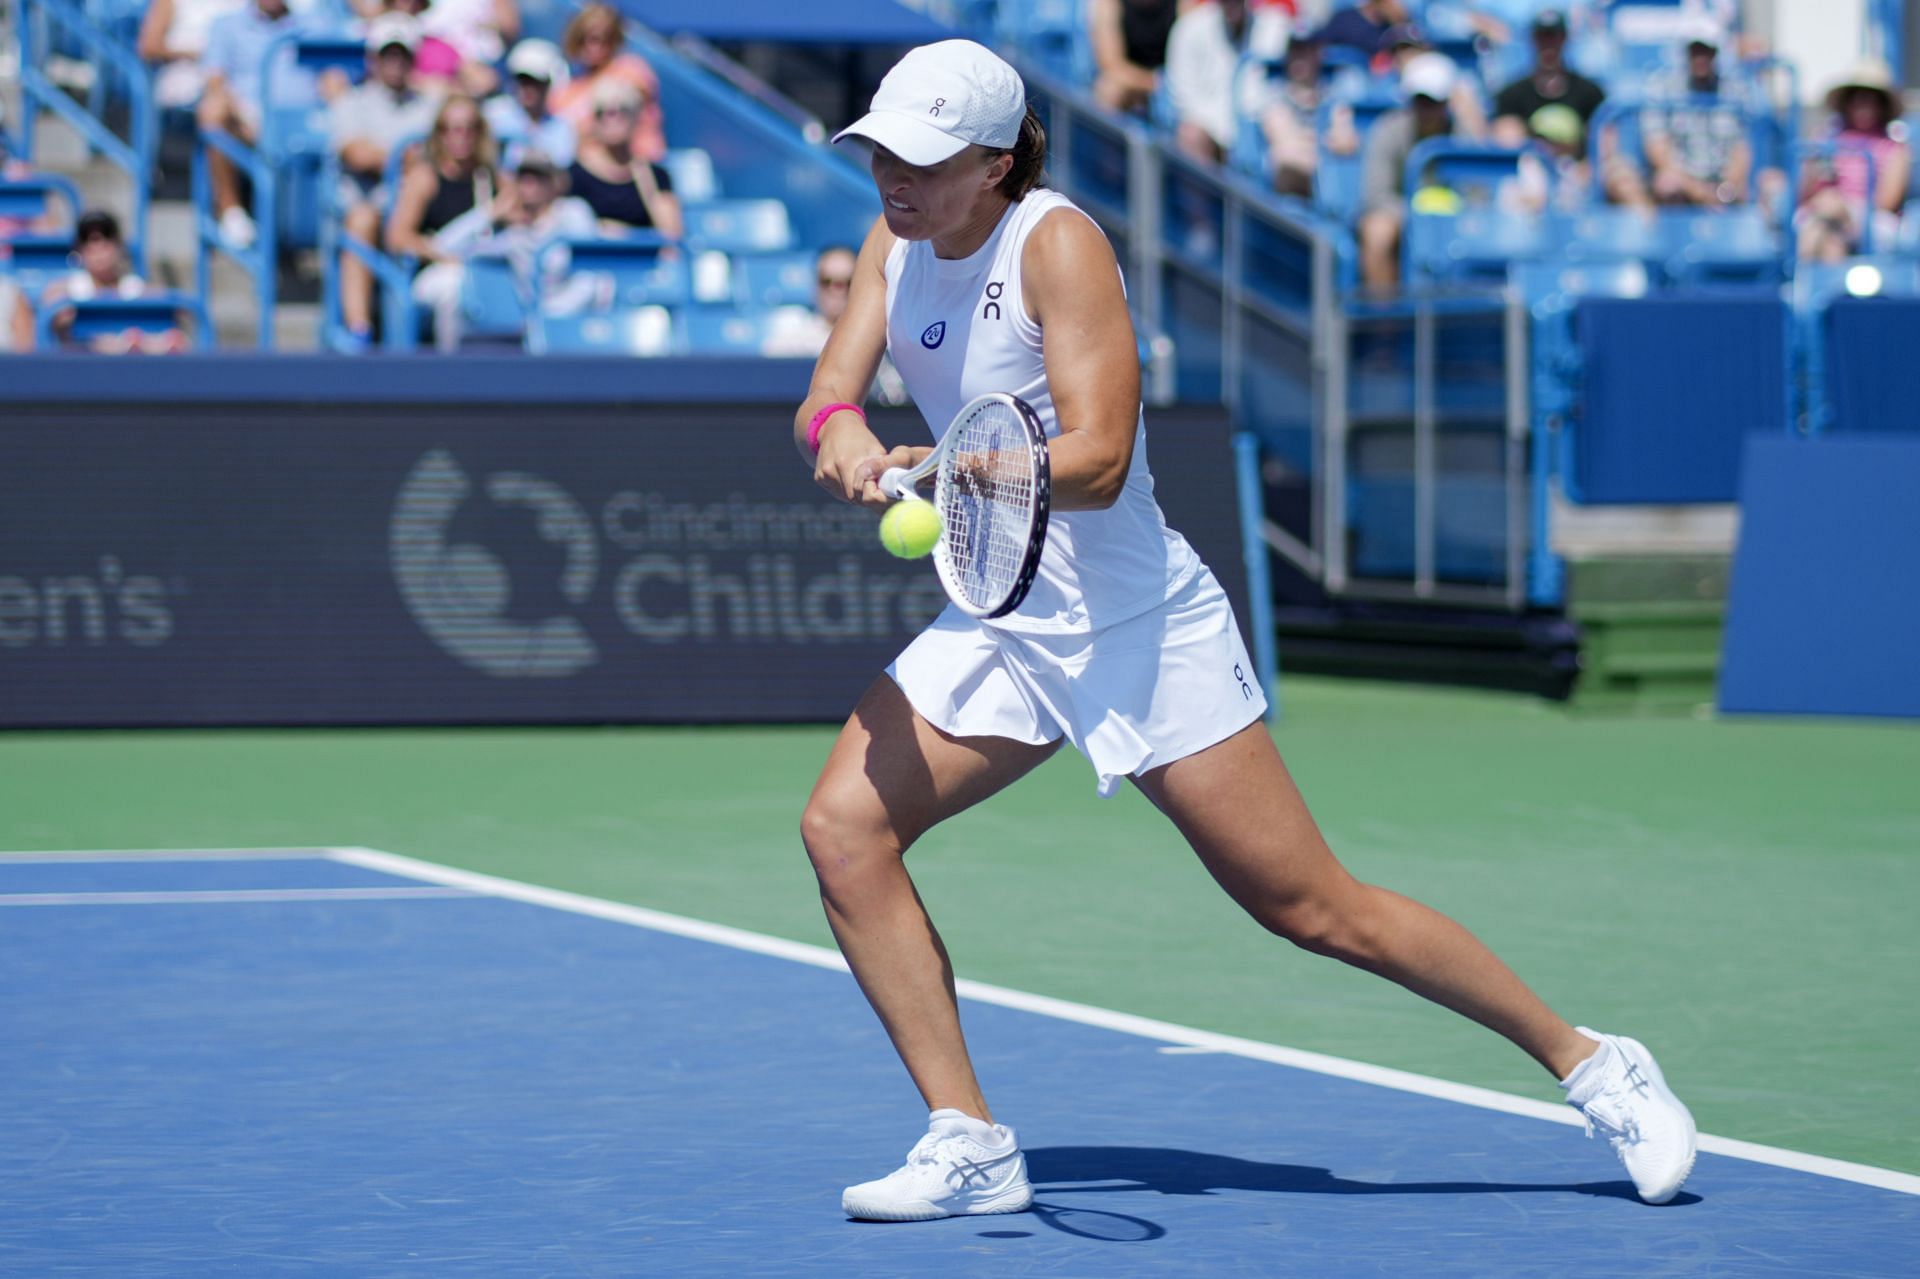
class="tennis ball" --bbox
[879,500,942,559]
[1411,185,1462,215]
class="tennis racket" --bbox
[879,392,1051,619]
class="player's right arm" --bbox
[796,216,917,509]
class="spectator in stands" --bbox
[1263,30,1351,198]
[1089,0,1181,116]
[1316,0,1409,60]
[1491,10,1604,153]
[138,0,245,114]
[553,4,666,162]
[387,94,500,344]
[485,39,576,169]
[13,211,186,354]
[347,0,515,92]
[330,14,443,351]
[1164,0,1292,168]
[196,0,333,249]
[566,80,683,238]
[1357,52,1463,289]
[415,147,598,350]
[373,0,475,92]
[1798,58,1911,263]
[1374,23,1487,140]
[1610,21,1751,209]
[762,245,910,400]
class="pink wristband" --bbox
[806,402,865,455]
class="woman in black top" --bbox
[1091,0,1179,115]
[387,94,501,256]
[566,79,683,237]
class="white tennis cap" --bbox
[833,40,1026,166]
[1401,51,1457,102]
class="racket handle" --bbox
[878,467,915,501]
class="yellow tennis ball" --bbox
[879,500,942,559]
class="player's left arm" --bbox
[1025,209,1141,512]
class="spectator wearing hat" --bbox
[1491,11,1604,152]
[1263,31,1351,198]
[1357,51,1465,289]
[329,13,443,349]
[418,147,598,349]
[565,79,682,238]
[552,4,666,162]
[1374,22,1487,140]
[372,0,490,93]
[485,39,576,170]
[1089,0,1181,116]
[196,0,333,249]
[12,211,185,354]
[1798,58,1911,263]
[1163,0,1292,168]
[1613,20,1751,209]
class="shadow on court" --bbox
[1026,1147,1703,1210]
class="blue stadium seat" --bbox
[1510,259,1651,306]
[683,200,793,254]
[995,0,1088,84]
[733,250,816,311]
[526,306,675,356]
[0,175,82,227]
[33,291,213,351]
[682,309,776,354]
[458,258,530,341]
[0,235,79,301]
[663,148,720,204]
[1665,208,1783,285]
[560,234,690,308]
[1407,209,1550,284]
[1560,208,1668,269]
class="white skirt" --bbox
[887,566,1267,798]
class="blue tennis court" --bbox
[4,849,1916,1277]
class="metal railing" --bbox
[15,0,155,273]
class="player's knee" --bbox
[799,791,899,887]
[1263,892,1366,962]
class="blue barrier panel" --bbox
[1569,296,1787,504]
[1822,297,1920,435]
[1720,435,1920,718]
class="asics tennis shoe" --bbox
[1562,1027,1697,1204]
[842,1109,1033,1222]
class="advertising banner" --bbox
[0,403,1248,726]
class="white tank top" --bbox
[883,189,1198,634]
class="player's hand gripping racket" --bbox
[879,392,1051,619]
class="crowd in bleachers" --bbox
[1006,0,1915,292]
[2,0,1914,353]
[1,0,865,354]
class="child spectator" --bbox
[1089,0,1181,115]
[386,94,500,344]
[137,0,246,113]
[552,4,666,162]
[1798,58,1911,263]
[566,79,682,238]
[416,148,598,349]
[196,0,332,249]
[15,211,186,353]
[1164,0,1292,168]
[1491,10,1604,152]
[331,13,443,349]
[485,39,576,169]
[1357,52,1464,289]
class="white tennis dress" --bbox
[882,189,1266,796]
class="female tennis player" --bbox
[795,40,1695,1222]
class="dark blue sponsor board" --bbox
[0,400,1247,726]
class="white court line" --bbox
[325,845,1920,1199]
[0,848,340,863]
[0,886,477,906]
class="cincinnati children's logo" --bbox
[389,450,600,678]
[921,320,946,349]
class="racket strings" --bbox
[938,402,1038,610]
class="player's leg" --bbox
[1133,722,1594,1076]
[801,674,1059,1122]
[1133,722,1696,1202]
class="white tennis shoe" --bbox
[842,1109,1033,1222]
[1562,1027,1697,1204]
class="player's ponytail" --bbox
[995,105,1048,201]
